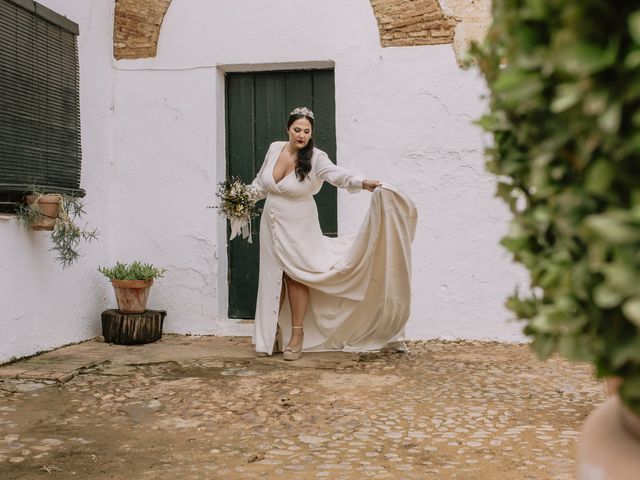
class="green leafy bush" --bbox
[98,262,166,281]
[472,1,640,414]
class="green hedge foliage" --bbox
[472,0,640,414]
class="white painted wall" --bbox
[1,0,528,363]
[111,0,528,342]
[0,0,114,363]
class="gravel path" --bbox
[0,337,604,479]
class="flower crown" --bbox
[290,106,314,119]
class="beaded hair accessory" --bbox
[290,106,314,119]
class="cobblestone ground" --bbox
[0,337,604,479]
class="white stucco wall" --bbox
[1,0,528,363]
[0,0,114,363]
[111,0,528,342]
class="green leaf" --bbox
[496,181,515,203]
[629,11,640,44]
[624,49,640,68]
[493,69,544,105]
[594,283,623,309]
[630,132,640,154]
[623,297,640,327]
[530,335,558,360]
[506,295,537,319]
[551,84,581,113]
[585,160,615,194]
[532,205,551,224]
[585,213,640,244]
[602,263,640,297]
[598,103,622,134]
[611,337,640,368]
[583,91,609,115]
[539,265,561,289]
[625,80,640,103]
[501,223,533,253]
[476,113,509,132]
[559,42,618,76]
[530,308,586,335]
[524,0,547,20]
[558,335,594,362]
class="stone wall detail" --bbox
[440,0,492,64]
[369,0,458,47]
[370,0,492,64]
[111,0,491,64]
[113,0,172,60]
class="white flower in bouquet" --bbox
[211,177,261,243]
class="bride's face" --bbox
[287,118,313,150]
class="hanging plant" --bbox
[16,189,99,268]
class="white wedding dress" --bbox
[251,141,417,355]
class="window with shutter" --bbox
[0,0,82,213]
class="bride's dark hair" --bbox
[287,113,314,181]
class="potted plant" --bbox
[98,262,167,345]
[98,261,166,313]
[471,1,640,477]
[18,193,61,231]
[16,189,98,268]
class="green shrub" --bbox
[98,262,166,281]
[471,1,640,414]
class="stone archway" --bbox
[113,0,172,60]
[113,0,490,63]
[370,0,458,47]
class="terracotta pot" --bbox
[111,279,153,313]
[577,395,640,479]
[26,194,60,231]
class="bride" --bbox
[250,107,417,360]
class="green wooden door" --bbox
[226,69,337,319]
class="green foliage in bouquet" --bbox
[471,1,640,414]
[210,176,261,221]
[98,261,166,281]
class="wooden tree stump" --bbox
[101,309,166,345]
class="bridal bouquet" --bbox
[212,177,260,243]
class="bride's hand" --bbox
[363,179,381,192]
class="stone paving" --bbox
[0,335,604,479]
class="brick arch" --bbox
[370,0,457,47]
[112,0,487,61]
[113,0,172,60]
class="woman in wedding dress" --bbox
[251,107,417,360]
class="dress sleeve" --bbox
[250,145,272,201]
[314,151,364,194]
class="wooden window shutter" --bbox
[0,0,83,200]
